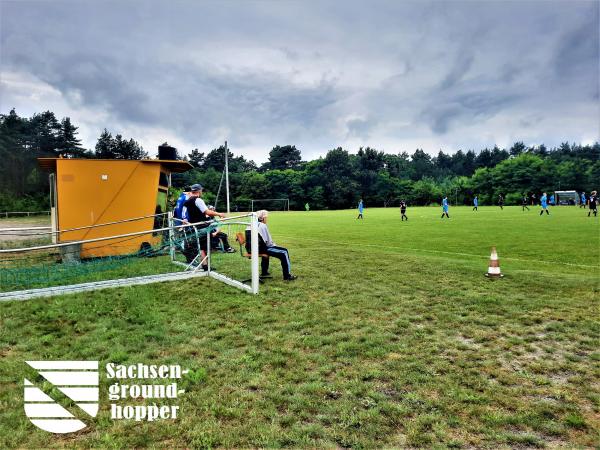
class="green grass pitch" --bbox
[0,205,598,447]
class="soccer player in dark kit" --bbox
[588,191,597,217]
[400,200,408,221]
[522,194,530,211]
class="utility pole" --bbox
[224,141,230,214]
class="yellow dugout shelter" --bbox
[38,157,192,258]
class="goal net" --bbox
[554,190,580,206]
[250,198,290,212]
[169,213,259,294]
[0,213,260,301]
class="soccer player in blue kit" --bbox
[441,196,450,219]
[357,199,364,219]
[540,192,550,216]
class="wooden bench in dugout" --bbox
[235,232,272,282]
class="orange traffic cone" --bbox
[485,246,503,278]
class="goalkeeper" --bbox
[247,210,297,281]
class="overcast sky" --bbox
[1,0,598,162]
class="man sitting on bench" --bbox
[246,210,297,281]
[208,206,236,253]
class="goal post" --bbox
[205,213,259,294]
[0,213,261,301]
[250,198,290,212]
[169,212,260,294]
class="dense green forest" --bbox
[1,109,598,211]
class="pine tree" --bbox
[56,117,84,157]
[95,129,115,158]
[187,148,205,168]
[28,111,61,154]
[94,129,148,160]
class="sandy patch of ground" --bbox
[0,218,51,242]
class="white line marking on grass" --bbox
[417,215,555,221]
[279,235,598,269]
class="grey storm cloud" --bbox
[0,0,598,160]
[552,12,600,101]
[346,118,373,139]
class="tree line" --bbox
[1,109,598,211]
[177,143,599,209]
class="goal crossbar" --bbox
[250,198,290,212]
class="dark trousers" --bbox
[522,205,529,211]
[183,237,199,264]
[263,246,292,278]
[473,206,477,211]
[401,211,407,221]
[182,227,208,264]
[260,257,270,276]
[212,231,231,250]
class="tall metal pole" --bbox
[224,140,230,214]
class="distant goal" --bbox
[554,190,580,206]
[250,198,290,212]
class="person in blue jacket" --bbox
[540,192,550,216]
[173,188,189,225]
[441,196,450,218]
[549,194,555,206]
[580,192,587,208]
[473,195,478,211]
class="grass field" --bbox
[1,206,598,448]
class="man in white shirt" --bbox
[247,210,297,281]
[181,183,226,270]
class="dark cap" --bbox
[190,183,203,191]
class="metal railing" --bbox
[1,211,51,218]
[0,212,168,236]
[0,213,254,254]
